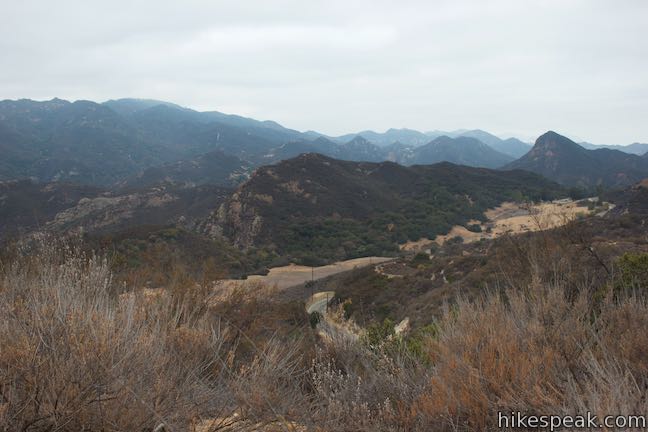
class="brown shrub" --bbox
[0,236,309,431]
[3,227,648,431]
[310,270,648,431]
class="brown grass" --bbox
[0,235,310,431]
[307,278,648,431]
[2,227,647,431]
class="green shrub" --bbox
[411,252,431,265]
[447,235,464,245]
[404,323,439,361]
[363,318,395,348]
[617,252,648,290]
[309,311,322,329]
[466,223,482,233]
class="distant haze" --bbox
[1,1,647,144]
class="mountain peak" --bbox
[506,130,648,187]
[532,131,584,154]
[347,135,371,145]
[537,130,565,141]
[410,135,513,168]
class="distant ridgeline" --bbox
[2,98,646,193]
[0,98,532,188]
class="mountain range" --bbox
[1,97,529,186]
[580,141,648,155]
[311,128,532,158]
[1,98,647,192]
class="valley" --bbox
[1,98,648,432]
[3,1,648,428]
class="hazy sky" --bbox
[1,0,647,143]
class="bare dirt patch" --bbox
[400,199,594,250]
[217,256,393,290]
[400,237,435,252]
[437,199,591,245]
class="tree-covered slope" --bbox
[205,153,564,264]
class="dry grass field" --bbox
[401,198,595,250]
[217,256,393,290]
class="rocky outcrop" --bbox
[46,191,177,233]
[201,190,264,249]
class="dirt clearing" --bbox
[216,256,393,290]
[401,198,596,250]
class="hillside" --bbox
[0,177,233,243]
[506,131,648,188]
[44,184,232,236]
[314,178,648,331]
[0,180,101,241]
[605,178,648,216]
[447,129,531,158]
[332,128,432,147]
[0,99,174,185]
[120,150,251,189]
[580,141,648,155]
[0,98,304,185]
[268,135,512,168]
[326,128,532,158]
[405,135,514,168]
[205,153,564,264]
[2,97,566,188]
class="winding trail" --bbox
[305,291,360,342]
[305,291,335,315]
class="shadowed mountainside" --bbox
[505,131,648,188]
[204,153,564,264]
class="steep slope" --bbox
[407,136,514,168]
[0,123,38,180]
[126,104,282,162]
[0,99,175,185]
[383,141,415,162]
[0,180,102,241]
[102,98,185,116]
[0,177,232,240]
[506,131,648,188]
[107,98,306,154]
[120,150,251,189]
[333,128,432,147]
[499,137,533,158]
[268,136,385,163]
[0,98,311,185]
[45,184,231,235]
[606,178,648,217]
[268,137,342,162]
[338,136,385,162]
[451,129,531,158]
[204,153,564,263]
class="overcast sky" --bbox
[1,1,646,143]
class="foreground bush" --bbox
[0,237,309,431]
[2,235,647,431]
[309,275,648,430]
